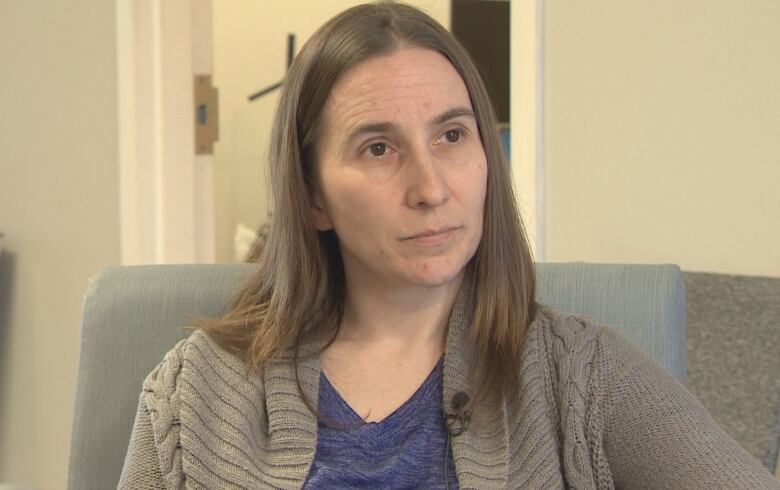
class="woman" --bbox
[120,3,780,489]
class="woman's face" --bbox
[311,47,488,291]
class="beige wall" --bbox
[213,0,450,262]
[0,1,120,488]
[543,1,780,277]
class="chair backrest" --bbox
[684,271,780,473]
[536,263,687,383]
[67,263,686,489]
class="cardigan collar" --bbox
[261,348,321,485]
[441,275,510,489]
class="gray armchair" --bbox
[67,263,687,489]
[684,272,780,474]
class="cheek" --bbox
[464,152,489,208]
[323,177,386,231]
[466,157,489,244]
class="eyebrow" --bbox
[342,106,476,149]
[432,107,476,126]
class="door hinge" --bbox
[194,74,219,155]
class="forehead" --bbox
[322,48,472,136]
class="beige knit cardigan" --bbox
[119,286,780,489]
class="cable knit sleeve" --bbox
[596,326,780,489]
[118,339,188,490]
[118,393,167,489]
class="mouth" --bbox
[403,226,461,245]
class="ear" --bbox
[310,187,333,231]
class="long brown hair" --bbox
[202,1,536,416]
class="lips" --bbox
[403,226,460,245]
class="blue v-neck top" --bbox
[304,358,459,489]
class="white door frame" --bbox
[511,0,546,261]
[116,0,215,265]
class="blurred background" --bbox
[1,0,779,487]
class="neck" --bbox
[337,273,464,350]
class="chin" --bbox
[405,261,468,289]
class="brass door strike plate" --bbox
[194,75,219,155]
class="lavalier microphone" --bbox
[443,391,472,489]
[444,391,472,436]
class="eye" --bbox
[444,129,461,143]
[361,141,395,159]
[368,142,387,156]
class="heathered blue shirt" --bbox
[304,357,459,489]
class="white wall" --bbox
[212,0,450,262]
[0,1,120,488]
[543,1,780,277]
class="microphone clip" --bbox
[444,391,472,436]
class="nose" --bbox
[404,147,449,209]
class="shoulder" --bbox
[532,305,643,352]
[525,306,651,386]
[139,330,261,473]
[528,306,611,356]
[135,331,267,485]
[140,329,257,434]
[142,329,254,402]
